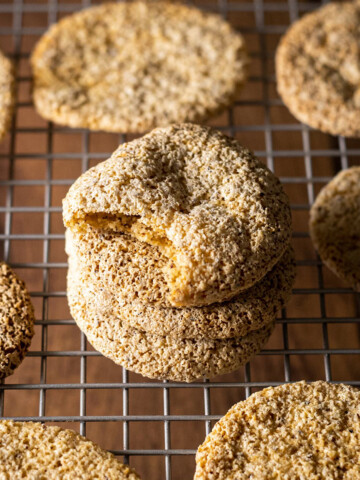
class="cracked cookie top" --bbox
[276,1,360,137]
[63,124,291,308]
[31,1,247,132]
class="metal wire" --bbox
[1,0,360,479]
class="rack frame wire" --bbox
[0,0,360,478]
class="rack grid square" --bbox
[0,0,360,478]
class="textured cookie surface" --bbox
[276,2,360,137]
[67,262,274,382]
[31,1,247,132]
[195,381,360,479]
[67,230,295,338]
[0,262,35,378]
[64,124,291,307]
[310,167,360,291]
[0,49,15,142]
[0,420,140,479]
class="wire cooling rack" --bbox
[0,0,360,478]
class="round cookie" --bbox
[276,2,360,137]
[0,49,15,142]
[309,167,360,291]
[67,231,295,339]
[194,381,360,479]
[63,124,292,308]
[67,262,275,383]
[0,262,35,378]
[0,420,140,479]
[31,1,247,132]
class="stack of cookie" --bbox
[64,124,295,382]
[310,167,360,291]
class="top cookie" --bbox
[0,49,15,142]
[276,2,360,137]
[310,167,360,291]
[63,124,292,307]
[31,1,247,132]
[0,262,35,378]
[195,381,360,480]
[0,420,140,479]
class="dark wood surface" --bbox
[0,2,360,479]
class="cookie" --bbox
[0,420,140,479]
[309,167,360,291]
[276,2,360,137]
[0,262,35,378]
[195,381,360,479]
[67,261,275,382]
[67,231,295,339]
[31,1,247,132]
[0,49,15,142]
[63,124,292,308]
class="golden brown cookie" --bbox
[0,49,15,142]
[0,420,140,479]
[67,259,275,383]
[195,381,360,479]
[0,262,35,378]
[276,2,360,137]
[31,1,247,132]
[63,124,292,308]
[310,167,360,291]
